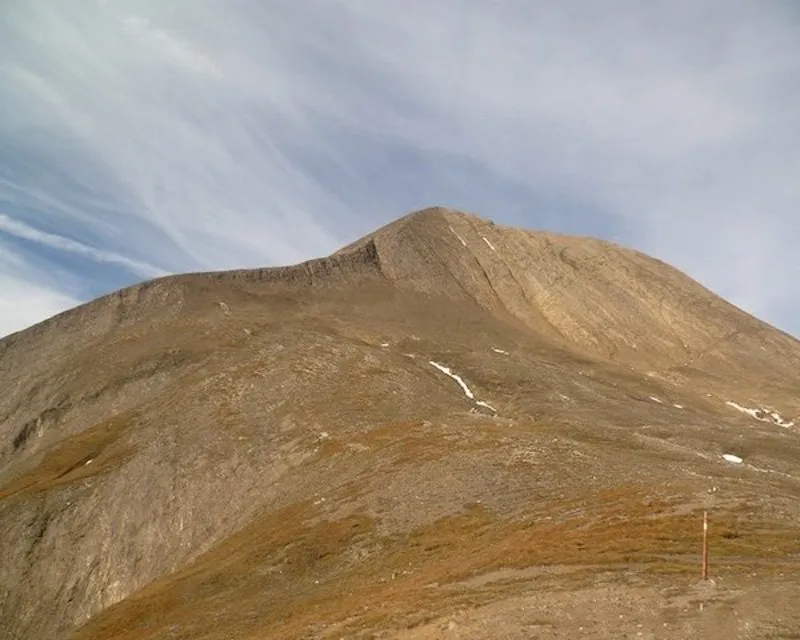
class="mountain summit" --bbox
[2,207,800,639]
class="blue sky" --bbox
[1,1,799,338]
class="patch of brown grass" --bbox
[0,415,135,501]
[70,482,800,640]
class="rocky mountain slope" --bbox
[2,207,799,639]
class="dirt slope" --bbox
[1,207,799,639]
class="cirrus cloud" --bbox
[1,1,798,338]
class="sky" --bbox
[1,1,799,338]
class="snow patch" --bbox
[726,401,795,428]
[448,226,467,247]
[429,361,497,414]
[673,404,684,409]
[726,401,763,420]
[491,347,509,355]
[429,361,475,399]
[722,454,743,464]
[649,396,663,404]
[84,459,94,466]
[380,342,390,347]
[482,236,497,252]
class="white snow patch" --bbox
[429,361,497,413]
[722,454,743,464]
[448,226,467,247]
[482,236,497,252]
[768,411,795,428]
[726,401,763,420]
[649,396,663,404]
[429,361,475,399]
[84,459,94,466]
[380,342,390,347]
[726,401,795,428]
[491,347,509,355]
[673,404,684,409]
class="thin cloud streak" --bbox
[0,1,798,337]
[0,213,166,279]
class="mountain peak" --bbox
[3,207,800,639]
[3,207,798,404]
[334,207,800,389]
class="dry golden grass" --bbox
[0,415,134,501]
[72,484,800,640]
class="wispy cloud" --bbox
[0,213,165,278]
[119,14,222,78]
[1,1,799,337]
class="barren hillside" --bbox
[2,207,800,639]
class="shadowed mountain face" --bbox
[2,207,799,640]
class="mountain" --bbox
[2,206,799,639]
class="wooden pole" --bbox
[701,509,709,580]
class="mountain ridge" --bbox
[2,207,800,639]
[4,206,798,369]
